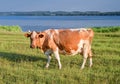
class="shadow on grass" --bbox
[0,51,46,63]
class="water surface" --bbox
[0,16,120,31]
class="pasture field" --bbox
[0,26,22,32]
[0,27,120,84]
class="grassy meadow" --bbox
[0,26,22,32]
[0,26,120,84]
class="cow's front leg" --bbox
[54,49,62,69]
[45,50,52,68]
[45,55,51,68]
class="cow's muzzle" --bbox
[30,45,36,49]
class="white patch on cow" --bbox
[70,50,77,55]
[45,29,53,39]
[70,28,88,33]
[45,29,50,35]
[80,28,87,30]
[54,29,59,34]
[79,28,87,32]
[70,39,84,55]
[31,31,37,38]
[70,29,80,31]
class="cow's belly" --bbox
[58,40,84,56]
[60,40,85,55]
[59,48,83,56]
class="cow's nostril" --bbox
[30,46,32,48]
[30,45,35,48]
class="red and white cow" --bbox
[24,28,94,69]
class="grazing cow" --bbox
[24,28,94,69]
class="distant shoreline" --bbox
[0,11,120,16]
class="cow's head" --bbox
[24,31,45,49]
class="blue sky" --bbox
[0,0,120,12]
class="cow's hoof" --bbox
[45,66,49,69]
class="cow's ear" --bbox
[24,33,31,38]
[39,34,44,38]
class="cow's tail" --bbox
[87,28,94,44]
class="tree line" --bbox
[0,11,120,16]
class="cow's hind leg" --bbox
[81,43,88,69]
[89,57,92,68]
[88,46,93,68]
[81,55,88,69]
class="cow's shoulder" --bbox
[41,29,59,51]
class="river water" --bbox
[0,16,120,31]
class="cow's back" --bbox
[53,29,91,55]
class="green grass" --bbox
[92,26,120,33]
[0,27,120,84]
[0,25,22,32]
